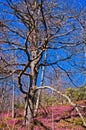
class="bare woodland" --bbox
[0,0,86,128]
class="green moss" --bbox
[67,117,86,126]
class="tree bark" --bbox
[34,51,47,116]
[24,54,38,126]
[24,95,34,126]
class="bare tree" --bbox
[0,0,86,127]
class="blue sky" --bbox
[0,0,86,91]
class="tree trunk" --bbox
[24,50,38,126]
[34,51,47,116]
[24,95,34,126]
[12,82,15,118]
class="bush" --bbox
[65,86,86,101]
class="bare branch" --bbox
[36,85,86,127]
[39,54,74,67]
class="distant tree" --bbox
[65,86,86,101]
[0,0,86,127]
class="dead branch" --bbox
[36,86,86,127]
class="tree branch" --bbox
[35,85,86,127]
[39,54,74,67]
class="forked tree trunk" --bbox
[24,60,37,126]
[24,95,34,126]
